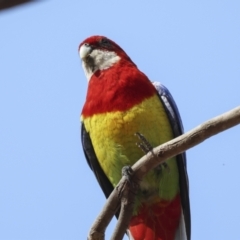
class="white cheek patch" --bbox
[81,49,121,82]
[93,49,120,71]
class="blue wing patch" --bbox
[152,81,191,240]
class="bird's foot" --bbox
[122,166,133,183]
[117,166,138,199]
[155,161,170,173]
[135,132,169,171]
[135,132,153,153]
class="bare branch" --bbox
[110,167,139,240]
[88,184,120,240]
[133,105,240,178]
[88,106,240,240]
[0,0,37,11]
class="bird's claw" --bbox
[135,132,153,153]
[122,165,133,183]
[155,162,170,173]
[117,166,138,199]
[135,132,170,172]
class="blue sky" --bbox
[0,1,240,239]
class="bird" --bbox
[79,35,191,240]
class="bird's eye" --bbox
[100,38,111,47]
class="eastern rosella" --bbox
[79,36,191,240]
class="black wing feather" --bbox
[81,124,113,199]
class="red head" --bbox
[79,35,131,60]
[78,36,135,81]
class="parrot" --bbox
[79,35,191,240]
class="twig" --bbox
[0,0,36,11]
[87,182,121,240]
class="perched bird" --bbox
[79,36,191,240]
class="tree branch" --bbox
[88,106,240,240]
[0,0,38,11]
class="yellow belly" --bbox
[82,94,179,201]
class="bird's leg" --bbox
[135,132,153,153]
[122,166,133,183]
[135,132,169,171]
[117,166,138,200]
[121,166,139,191]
